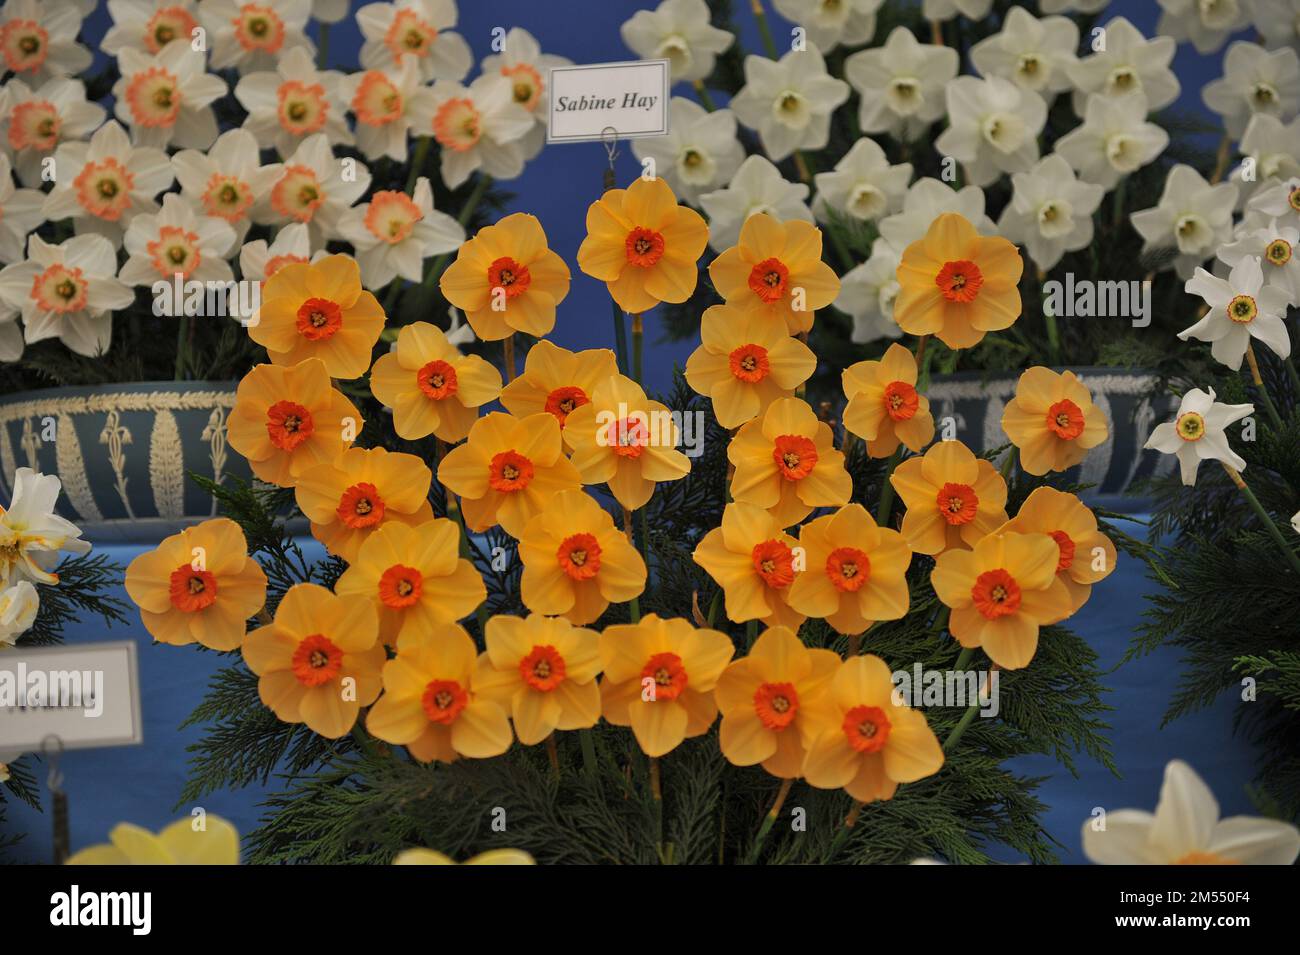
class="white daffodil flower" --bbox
[772,0,882,53]
[0,579,38,646]
[1247,175,1300,230]
[998,154,1105,272]
[1202,41,1300,139]
[1068,17,1180,116]
[934,75,1046,188]
[118,193,237,290]
[0,152,43,265]
[252,133,372,246]
[408,74,534,189]
[632,97,744,205]
[238,222,321,282]
[480,27,572,161]
[877,177,998,251]
[1144,387,1254,485]
[0,468,91,586]
[1132,164,1239,278]
[1253,0,1300,52]
[1233,114,1300,201]
[1156,0,1251,55]
[199,0,315,75]
[103,0,200,57]
[812,137,911,224]
[1054,92,1169,189]
[234,46,354,160]
[337,177,465,289]
[356,0,472,83]
[620,0,733,84]
[1180,256,1292,368]
[1292,509,1300,534]
[835,238,904,345]
[0,234,133,357]
[340,57,435,163]
[172,128,284,246]
[110,40,227,151]
[1219,218,1300,304]
[0,0,92,84]
[41,120,174,248]
[698,154,813,251]
[0,78,105,186]
[970,6,1079,106]
[923,0,993,22]
[730,45,849,162]
[1083,760,1300,864]
[845,26,958,143]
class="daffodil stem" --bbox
[631,313,644,383]
[825,800,864,862]
[744,777,794,864]
[929,19,944,45]
[317,22,330,69]
[746,619,759,648]
[693,80,717,112]
[1111,177,1128,233]
[706,589,723,627]
[579,729,598,778]
[502,333,516,382]
[915,335,934,392]
[999,446,1018,481]
[874,445,903,526]
[174,314,191,380]
[943,702,981,752]
[381,279,403,316]
[648,756,669,863]
[793,151,813,184]
[953,645,973,671]
[1221,463,1300,578]
[545,733,560,777]
[1286,353,1300,397]
[846,632,861,657]
[1210,132,1232,184]
[1039,270,1060,367]
[611,301,629,375]
[1245,343,1284,431]
[750,0,780,58]
[405,135,432,194]
[623,506,645,622]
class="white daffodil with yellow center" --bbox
[255,133,372,246]
[1083,760,1300,864]
[1132,164,1239,279]
[338,177,464,289]
[1179,255,1293,368]
[845,26,957,142]
[698,155,814,252]
[356,0,472,83]
[620,0,734,83]
[0,468,91,587]
[234,46,354,159]
[119,193,237,288]
[633,97,744,205]
[998,154,1105,272]
[730,45,849,162]
[111,39,227,150]
[1218,219,1300,305]
[1144,387,1254,486]
[1067,16,1180,115]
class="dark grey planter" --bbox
[0,380,251,541]
[926,368,1178,511]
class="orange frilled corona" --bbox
[440,212,571,341]
[576,175,708,314]
[707,213,840,335]
[227,358,363,488]
[499,339,619,428]
[894,212,1023,350]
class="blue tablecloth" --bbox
[3,519,1259,863]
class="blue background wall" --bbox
[3,1,1263,863]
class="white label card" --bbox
[0,641,143,760]
[547,59,670,144]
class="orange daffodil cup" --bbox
[499,339,619,427]
[998,488,1117,617]
[889,440,1009,556]
[577,175,708,314]
[842,343,936,459]
[694,502,806,631]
